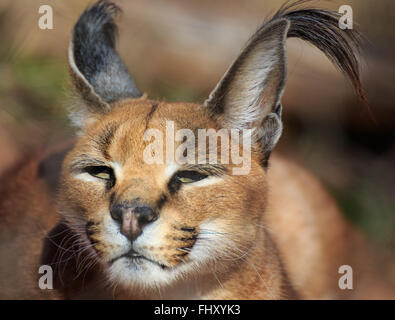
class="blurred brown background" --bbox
[0,0,394,278]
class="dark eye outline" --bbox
[84,166,115,182]
[175,170,208,184]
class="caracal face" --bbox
[61,99,265,289]
[56,0,364,295]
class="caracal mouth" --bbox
[110,249,169,270]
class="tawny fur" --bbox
[0,1,393,300]
[0,99,391,299]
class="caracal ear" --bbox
[68,0,141,127]
[204,19,290,161]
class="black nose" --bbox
[110,201,158,241]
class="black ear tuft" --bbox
[205,1,366,165]
[69,0,141,115]
[204,18,290,160]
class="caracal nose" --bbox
[110,202,158,241]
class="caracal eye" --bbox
[176,171,208,184]
[85,166,114,181]
[95,172,111,180]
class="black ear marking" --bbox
[69,0,141,117]
[274,103,282,118]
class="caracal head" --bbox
[61,0,288,289]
